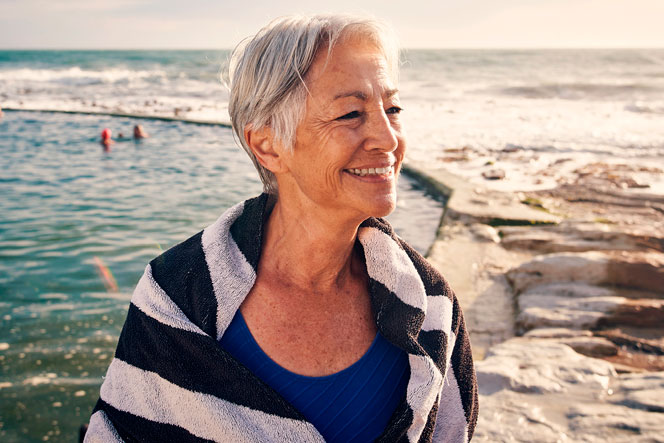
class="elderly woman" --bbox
[86,14,477,443]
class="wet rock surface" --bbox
[481,168,506,180]
[614,372,664,413]
[474,339,664,442]
[418,162,664,441]
[565,402,664,442]
[476,338,616,395]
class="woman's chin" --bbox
[359,194,397,220]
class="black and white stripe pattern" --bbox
[86,194,478,442]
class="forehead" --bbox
[305,37,395,99]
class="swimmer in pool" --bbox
[100,128,114,150]
[133,124,149,139]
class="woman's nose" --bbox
[364,109,399,152]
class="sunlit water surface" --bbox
[0,111,445,442]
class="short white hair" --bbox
[227,14,400,194]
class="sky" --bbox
[1,0,663,49]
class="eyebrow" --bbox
[333,88,399,101]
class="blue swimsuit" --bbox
[219,311,409,442]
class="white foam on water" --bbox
[0,66,168,85]
[401,94,664,194]
[23,375,54,386]
[4,50,663,194]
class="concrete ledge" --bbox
[404,161,561,226]
[3,108,232,128]
[403,161,561,359]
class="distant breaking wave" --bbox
[625,102,664,114]
[0,66,168,87]
[3,49,664,169]
[496,82,661,100]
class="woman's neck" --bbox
[259,197,365,294]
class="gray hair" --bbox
[226,14,400,194]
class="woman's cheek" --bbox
[335,126,364,149]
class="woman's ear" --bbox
[244,125,288,174]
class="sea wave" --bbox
[625,102,664,114]
[495,82,661,100]
[0,66,169,86]
[501,143,618,156]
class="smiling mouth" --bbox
[345,165,394,177]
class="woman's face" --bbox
[279,35,406,222]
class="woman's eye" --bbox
[386,106,403,115]
[336,111,361,120]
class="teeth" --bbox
[348,166,392,176]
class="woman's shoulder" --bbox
[143,195,269,336]
[361,217,454,299]
[149,193,269,277]
[150,229,207,280]
[146,229,220,334]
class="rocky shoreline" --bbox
[405,161,664,442]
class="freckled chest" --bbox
[239,271,377,377]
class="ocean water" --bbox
[0,110,444,442]
[397,49,664,193]
[3,48,663,192]
[2,48,664,441]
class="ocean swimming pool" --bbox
[0,110,445,442]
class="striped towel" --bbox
[86,193,478,442]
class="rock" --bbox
[407,159,664,440]
[476,337,615,396]
[621,389,664,413]
[599,299,664,329]
[616,372,664,391]
[559,336,619,358]
[610,362,648,374]
[606,287,664,301]
[516,282,625,331]
[502,144,521,153]
[440,155,469,162]
[506,251,664,294]
[475,339,664,442]
[474,390,570,442]
[603,351,664,373]
[622,178,650,189]
[613,372,664,412]
[500,228,573,252]
[443,146,473,154]
[590,330,664,372]
[605,251,664,293]
[567,403,664,441]
[572,162,661,191]
[482,168,505,180]
[405,161,561,225]
[469,223,500,243]
[499,223,664,254]
[518,333,620,358]
[524,328,592,339]
[471,337,664,442]
[539,183,664,223]
[594,330,664,355]
[507,252,610,293]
